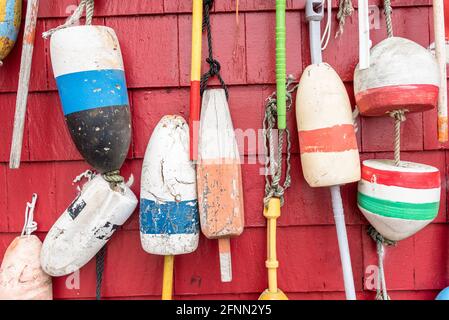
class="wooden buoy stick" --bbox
[434,0,448,142]
[218,238,232,282]
[358,0,370,69]
[162,255,175,300]
[275,0,287,129]
[189,0,203,160]
[9,0,39,169]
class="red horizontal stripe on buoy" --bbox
[298,124,358,153]
[361,164,441,189]
[356,84,438,116]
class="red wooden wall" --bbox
[0,0,448,300]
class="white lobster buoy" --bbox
[0,236,52,300]
[41,175,138,276]
[358,159,441,241]
[140,115,199,255]
[50,25,131,174]
[354,37,439,116]
[197,89,244,282]
[296,63,360,187]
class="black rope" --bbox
[200,0,229,99]
[96,245,107,300]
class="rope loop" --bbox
[42,0,95,39]
[200,0,229,99]
[263,77,297,207]
[367,226,394,300]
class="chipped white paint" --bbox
[41,175,137,276]
[140,115,199,256]
[297,63,354,131]
[50,25,124,77]
[219,251,232,282]
[198,89,240,161]
[354,37,439,93]
[0,235,52,300]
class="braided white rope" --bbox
[42,0,95,39]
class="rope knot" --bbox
[367,226,396,247]
[102,170,124,189]
[206,57,221,76]
[389,109,406,122]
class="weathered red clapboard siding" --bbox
[0,1,448,300]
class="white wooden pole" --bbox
[9,0,40,169]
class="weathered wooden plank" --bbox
[9,0,40,169]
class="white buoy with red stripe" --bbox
[297,63,360,187]
[354,37,439,117]
[0,194,52,300]
[296,0,359,300]
[358,160,440,241]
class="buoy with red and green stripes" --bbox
[358,159,441,241]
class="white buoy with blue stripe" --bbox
[50,25,131,173]
[140,115,199,300]
[140,115,199,255]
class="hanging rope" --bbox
[383,0,393,38]
[263,76,297,207]
[21,194,38,237]
[95,245,107,300]
[42,0,95,39]
[389,109,406,166]
[200,0,229,99]
[336,0,354,38]
[367,226,395,300]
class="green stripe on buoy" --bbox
[357,192,439,221]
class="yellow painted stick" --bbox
[189,0,203,160]
[161,255,174,300]
[259,198,288,300]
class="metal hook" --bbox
[21,193,38,237]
